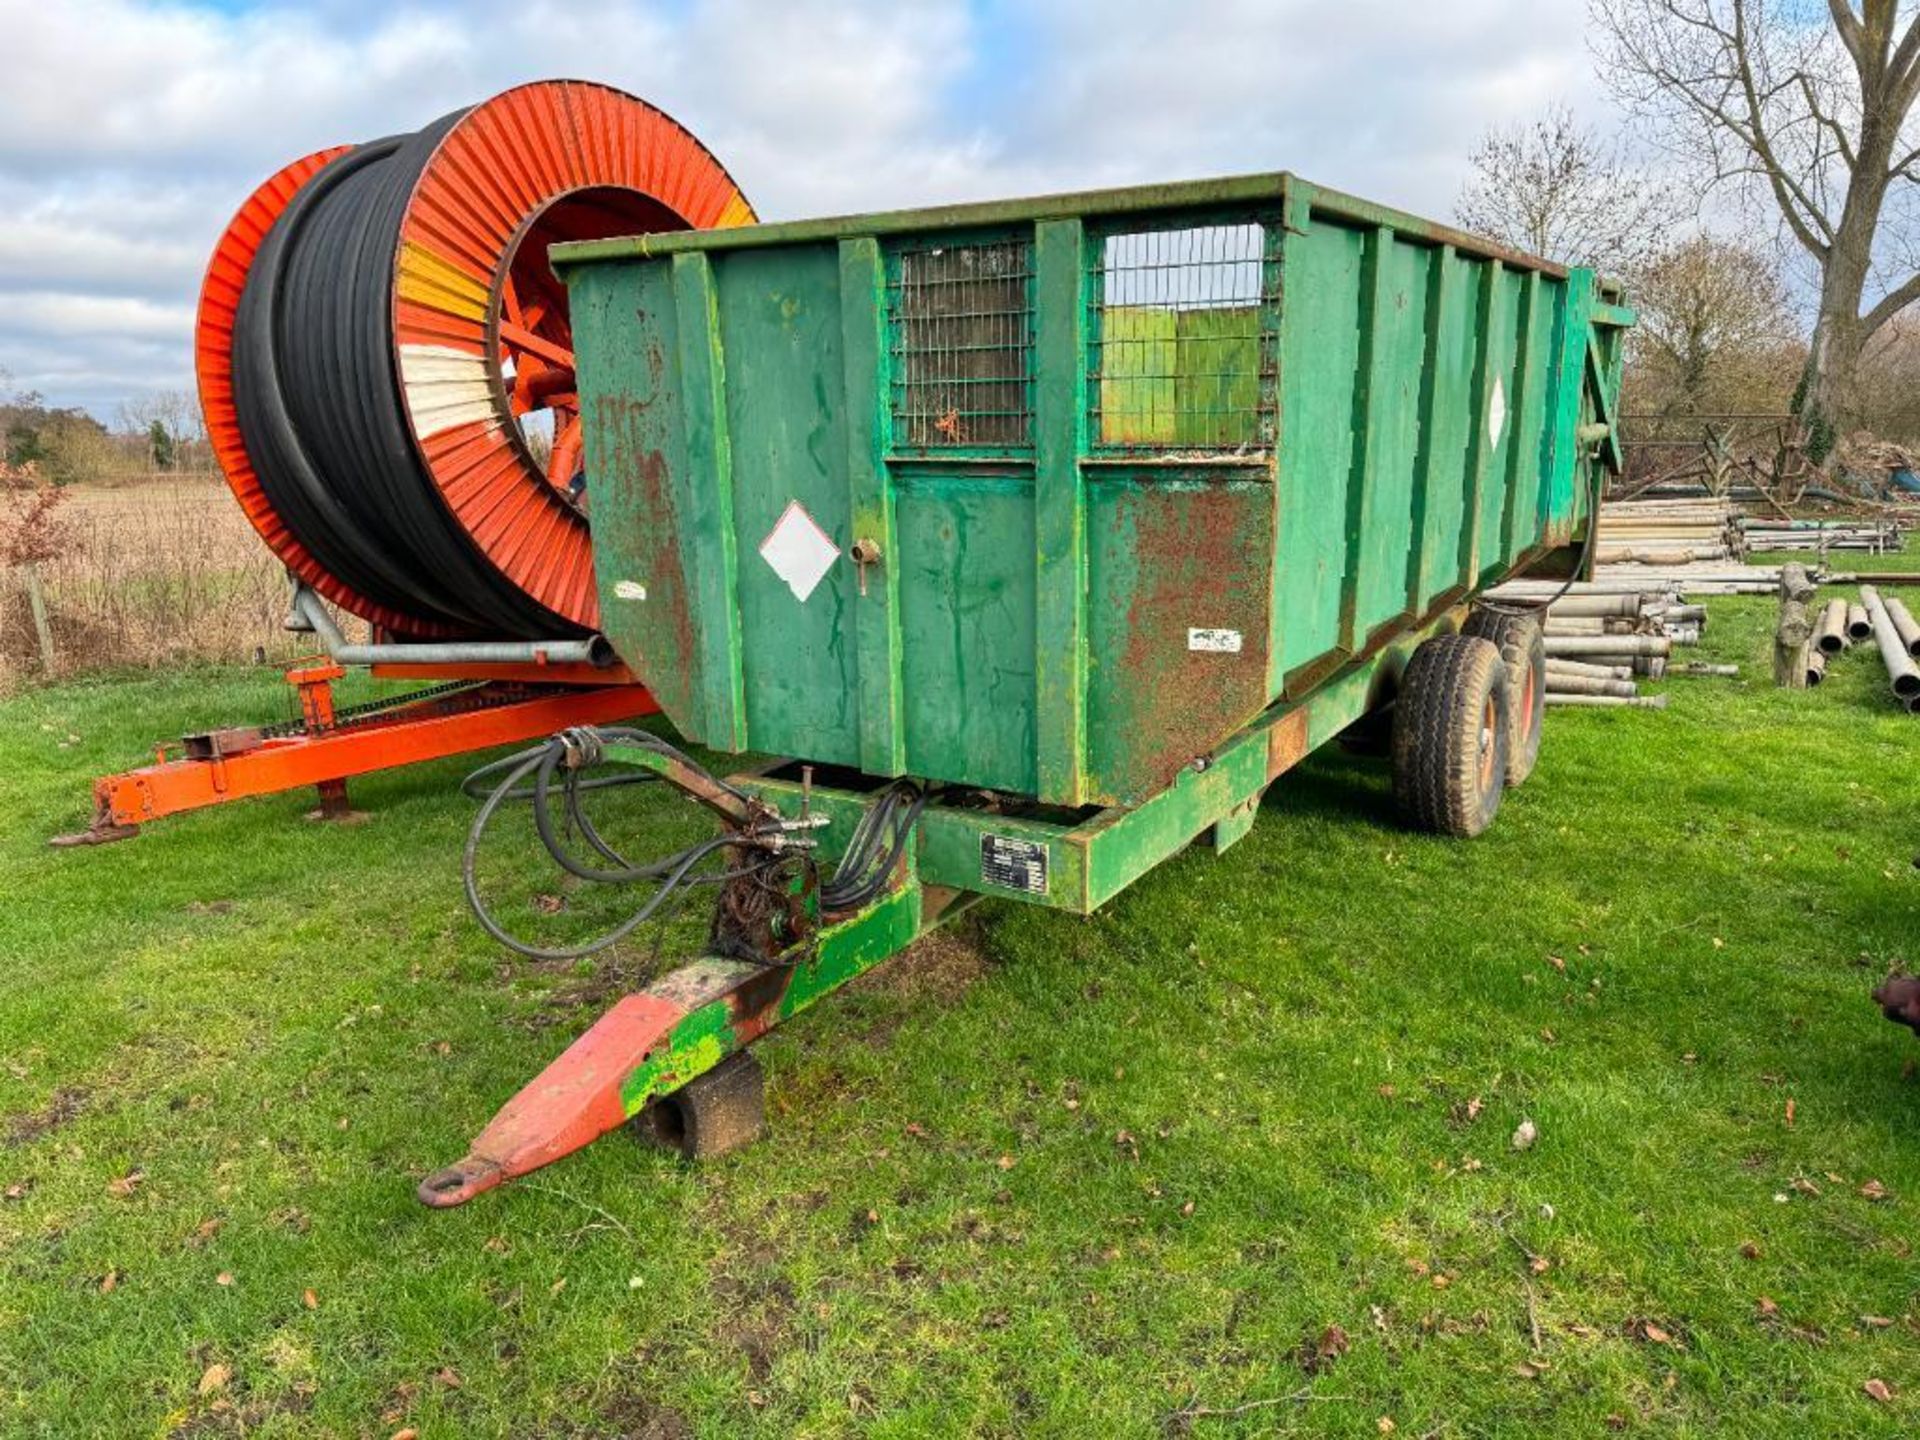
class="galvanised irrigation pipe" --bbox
[1544,634,1672,658]
[1545,693,1670,710]
[290,585,612,668]
[1813,598,1849,655]
[1545,674,1638,699]
[1535,593,1641,618]
[1546,658,1633,680]
[1859,586,1920,703]
[1884,595,1920,659]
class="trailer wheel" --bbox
[632,1050,766,1160]
[1462,608,1546,786]
[1392,634,1509,837]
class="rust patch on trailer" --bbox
[1265,707,1311,780]
[1096,480,1274,801]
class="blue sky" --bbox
[0,0,1603,418]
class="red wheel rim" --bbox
[1478,696,1499,791]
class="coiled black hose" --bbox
[461,728,929,963]
[461,729,775,962]
[231,111,581,639]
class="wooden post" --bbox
[1773,561,1815,689]
[22,562,55,674]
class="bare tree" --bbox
[1624,235,1806,413]
[1592,0,1920,456]
[1455,104,1683,273]
[117,390,209,473]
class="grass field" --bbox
[3,594,1918,1438]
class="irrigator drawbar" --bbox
[420,172,1632,1205]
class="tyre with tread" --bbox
[1392,634,1510,838]
[1462,607,1546,786]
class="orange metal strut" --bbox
[55,667,659,844]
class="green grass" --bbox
[3,601,1919,1438]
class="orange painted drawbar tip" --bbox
[195,80,757,639]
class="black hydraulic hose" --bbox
[460,729,776,962]
[231,110,582,639]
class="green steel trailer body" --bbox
[419,173,1631,1206]
[557,172,1627,812]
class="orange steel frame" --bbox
[69,661,659,841]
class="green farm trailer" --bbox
[421,172,1631,1206]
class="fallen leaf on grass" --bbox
[1628,1318,1682,1348]
[1865,1379,1894,1403]
[1299,1322,1349,1375]
[1740,1242,1762,1260]
[1529,1256,1551,1275]
[1790,1176,1821,1197]
[302,1289,318,1310]
[1512,1119,1538,1151]
[1860,1179,1890,1201]
[1862,1315,1894,1329]
[1467,1096,1484,1122]
[392,1430,420,1440]
[215,1272,234,1287]
[1377,1418,1396,1434]
[1546,955,1566,973]
[995,1154,1015,1171]
[4,1181,30,1201]
[186,1217,222,1248]
[1756,1296,1780,1318]
[105,1169,144,1199]
[99,1270,119,1294]
[433,1368,462,1389]
[1785,1097,1795,1127]
[532,894,565,914]
[197,1364,231,1397]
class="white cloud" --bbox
[0,0,1605,415]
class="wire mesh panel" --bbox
[889,238,1034,449]
[1090,223,1275,452]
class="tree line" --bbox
[0,377,211,486]
[1460,2,1920,462]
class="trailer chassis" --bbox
[420,610,1454,1206]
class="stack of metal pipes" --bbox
[1813,585,1920,711]
[1478,582,1736,710]
[1593,496,1741,567]
[1741,517,1902,554]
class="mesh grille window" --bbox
[1091,223,1275,451]
[889,238,1034,449]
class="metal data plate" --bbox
[980,833,1048,895]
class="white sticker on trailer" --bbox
[758,500,841,602]
[1188,627,1243,653]
[1489,376,1508,447]
[613,580,648,601]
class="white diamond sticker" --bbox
[1489,376,1508,447]
[758,500,840,602]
